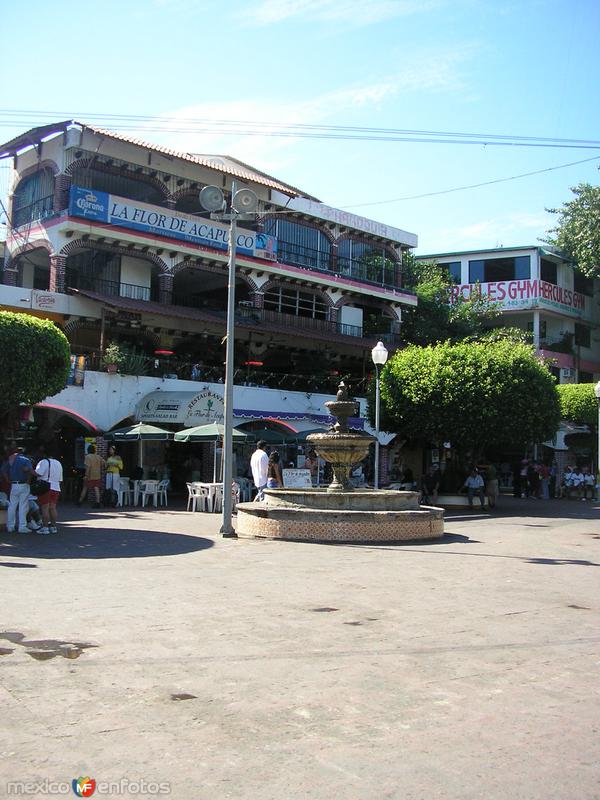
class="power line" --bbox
[1,110,600,149]
[341,155,600,209]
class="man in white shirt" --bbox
[250,440,269,501]
[35,451,64,534]
[463,468,485,510]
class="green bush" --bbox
[557,383,597,425]
[0,311,71,413]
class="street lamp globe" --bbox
[371,341,389,366]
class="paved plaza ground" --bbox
[1,496,599,799]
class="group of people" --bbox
[250,441,284,500]
[0,443,63,535]
[560,465,597,500]
[513,459,598,500]
[77,444,123,508]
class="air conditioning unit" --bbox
[560,368,574,378]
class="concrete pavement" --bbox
[1,496,599,799]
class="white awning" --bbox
[136,389,224,426]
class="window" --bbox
[337,240,396,286]
[526,320,547,338]
[578,371,593,383]
[540,258,557,284]
[12,169,55,227]
[264,286,328,320]
[263,219,332,272]
[573,271,593,296]
[574,323,591,348]
[440,261,461,284]
[468,255,530,283]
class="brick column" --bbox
[54,173,72,212]
[251,291,264,308]
[158,272,173,304]
[49,254,67,293]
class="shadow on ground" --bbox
[0,527,214,560]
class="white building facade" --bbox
[0,120,415,482]
[420,246,600,384]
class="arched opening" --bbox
[262,218,332,272]
[172,266,251,311]
[14,247,51,289]
[337,239,398,287]
[70,163,165,206]
[65,247,160,301]
[12,168,55,227]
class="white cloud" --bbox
[129,56,463,178]
[240,0,443,27]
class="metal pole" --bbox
[220,182,237,537]
[374,364,380,490]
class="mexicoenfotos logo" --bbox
[72,776,96,797]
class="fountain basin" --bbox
[236,489,444,543]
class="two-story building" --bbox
[420,246,600,384]
[0,120,417,484]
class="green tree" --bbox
[545,183,600,279]
[0,312,71,418]
[556,383,597,425]
[401,253,500,345]
[371,340,560,463]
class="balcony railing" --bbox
[275,239,401,290]
[66,273,155,302]
[80,351,372,396]
[13,194,55,228]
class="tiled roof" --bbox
[0,120,318,199]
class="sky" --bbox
[1,0,599,254]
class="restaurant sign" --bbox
[137,390,224,425]
[69,186,277,260]
[449,279,587,317]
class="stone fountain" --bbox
[236,382,444,543]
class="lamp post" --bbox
[371,341,388,490]
[199,181,259,538]
[595,381,600,484]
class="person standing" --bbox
[77,444,105,508]
[105,446,123,492]
[266,451,283,488]
[250,440,269,501]
[485,463,499,509]
[303,449,319,486]
[2,445,33,533]
[35,449,63,534]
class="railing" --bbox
[13,194,55,228]
[275,240,332,273]
[335,256,397,288]
[238,306,363,339]
[77,353,372,396]
[66,273,155,301]
[273,239,402,291]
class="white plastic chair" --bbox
[157,479,169,507]
[140,480,159,508]
[212,484,224,513]
[188,482,209,512]
[116,478,132,507]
